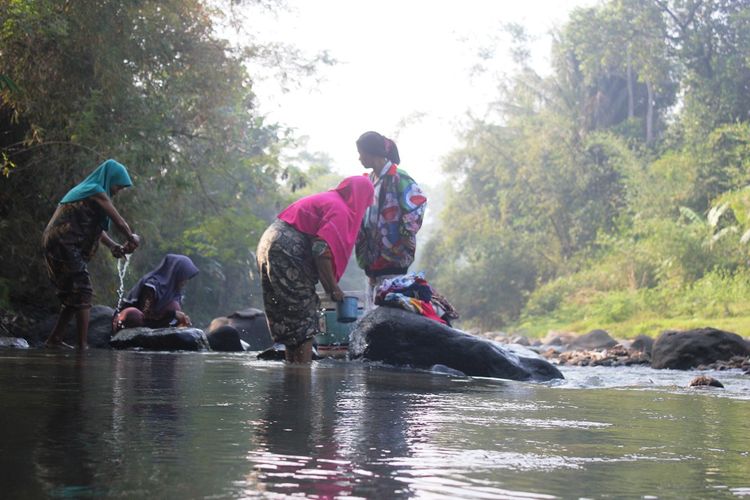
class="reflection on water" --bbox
[0,350,749,498]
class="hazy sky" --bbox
[245,0,594,185]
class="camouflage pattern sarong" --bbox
[42,200,105,310]
[256,219,321,348]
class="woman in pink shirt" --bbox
[256,176,374,362]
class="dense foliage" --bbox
[423,0,750,334]
[0,0,318,325]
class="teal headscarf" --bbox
[60,159,133,230]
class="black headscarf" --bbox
[356,131,401,164]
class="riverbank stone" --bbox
[628,335,654,356]
[689,375,724,388]
[651,327,750,370]
[0,336,29,348]
[207,308,273,351]
[110,327,210,351]
[206,325,244,352]
[567,329,618,351]
[350,307,564,382]
[541,331,577,348]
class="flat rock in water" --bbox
[0,336,29,349]
[350,307,564,382]
[110,327,210,351]
[651,327,750,370]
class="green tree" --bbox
[556,0,676,143]
[0,0,323,324]
[425,0,750,330]
[657,0,750,137]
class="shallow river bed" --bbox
[1,350,748,498]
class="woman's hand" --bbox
[110,245,126,259]
[101,232,126,258]
[123,233,140,254]
[330,287,345,302]
[175,311,192,327]
[312,241,343,302]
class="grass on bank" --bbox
[510,269,750,339]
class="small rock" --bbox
[0,336,30,349]
[688,375,724,388]
[568,329,618,351]
[257,343,286,361]
[542,330,576,347]
[510,335,530,346]
[206,325,244,352]
[208,308,272,351]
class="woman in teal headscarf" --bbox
[42,159,141,348]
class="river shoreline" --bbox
[4,302,749,376]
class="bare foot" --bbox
[45,338,75,349]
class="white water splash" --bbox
[116,254,131,309]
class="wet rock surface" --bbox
[490,326,749,371]
[207,308,272,351]
[22,305,115,348]
[541,344,651,367]
[110,327,210,351]
[688,375,724,388]
[350,307,564,382]
[206,325,245,352]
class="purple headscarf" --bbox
[122,254,199,313]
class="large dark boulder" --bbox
[567,329,618,351]
[350,307,564,382]
[110,327,210,351]
[651,327,750,370]
[206,325,244,352]
[25,305,115,348]
[207,308,273,351]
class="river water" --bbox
[1,350,749,499]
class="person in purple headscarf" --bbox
[113,254,199,332]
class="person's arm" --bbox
[140,287,178,324]
[90,192,140,251]
[398,177,427,236]
[312,238,344,302]
[140,287,159,321]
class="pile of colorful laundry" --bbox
[374,272,459,325]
